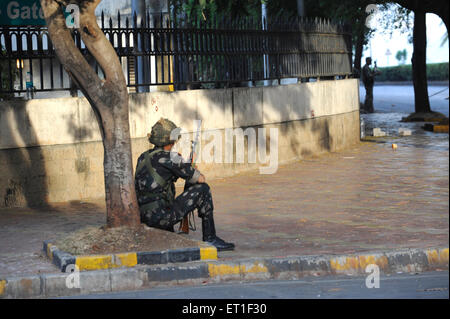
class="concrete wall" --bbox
[0,79,360,207]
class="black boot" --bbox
[202,215,235,251]
[206,236,235,252]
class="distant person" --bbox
[362,57,381,113]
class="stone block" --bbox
[110,268,147,292]
[398,128,412,136]
[373,128,386,137]
[1,276,41,298]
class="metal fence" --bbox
[0,12,352,96]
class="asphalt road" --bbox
[360,84,449,116]
[66,271,448,299]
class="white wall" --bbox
[0,79,359,150]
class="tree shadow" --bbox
[0,10,355,208]
[0,100,49,209]
[129,76,352,170]
[1,78,355,209]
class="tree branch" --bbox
[40,0,104,105]
[76,0,128,91]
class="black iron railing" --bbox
[0,12,352,96]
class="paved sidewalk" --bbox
[1,135,448,279]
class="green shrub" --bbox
[427,62,449,81]
[374,63,448,82]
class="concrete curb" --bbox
[42,241,218,272]
[0,247,447,298]
[422,124,449,133]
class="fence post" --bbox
[0,15,352,96]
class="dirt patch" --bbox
[54,224,202,256]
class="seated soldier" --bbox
[135,118,235,251]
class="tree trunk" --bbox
[102,103,140,228]
[353,27,365,76]
[411,9,431,113]
[41,0,141,228]
[395,0,449,114]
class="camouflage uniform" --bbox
[135,118,234,250]
[135,148,214,234]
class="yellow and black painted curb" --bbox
[1,247,447,298]
[422,123,449,133]
[43,240,217,272]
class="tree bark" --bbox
[411,9,431,113]
[395,0,450,114]
[40,0,140,228]
[353,27,365,75]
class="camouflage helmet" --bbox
[149,118,181,147]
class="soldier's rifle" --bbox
[179,122,201,234]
